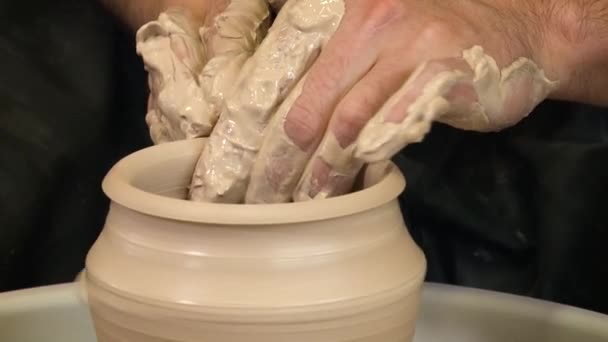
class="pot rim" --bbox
[102,138,406,225]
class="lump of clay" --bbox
[189,0,345,203]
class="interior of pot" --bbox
[101,139,406,224]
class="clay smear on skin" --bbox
[198,0,270,129]
[189,0,345,203]
[354,45,559,162]
[138,5,557,204]
[136,2,270,144]
[286,46,558,201]
[293,45,558,201]
[244,75,310,204]
[137,9,207,143]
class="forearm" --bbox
[535,0,608,106]
[100,0,214,30]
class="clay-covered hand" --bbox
[136,8,208,144]
[245,0,563,203]
[189,0,344,203]
[136,2,270,144]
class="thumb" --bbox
[354,45,558,162]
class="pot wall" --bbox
[84,139,426,341]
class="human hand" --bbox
[189,0,345,202]
[245,0,560,202]
[190,0,561,203]
[135,1,270,143]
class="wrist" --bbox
[534,1,608,105]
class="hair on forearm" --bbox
[100,0,211,30]
[543,0,608,105]
[548,0,608,44]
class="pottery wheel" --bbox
[2,282,608,342]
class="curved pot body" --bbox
[84,139,426,341]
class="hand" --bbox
[243,0,559,202]
[136,2,270,143]
[189,0,346,203]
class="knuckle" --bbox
[336,99,373,132]
[419,21,453,43]
[355,0,404,32]
[284,98,323,150]
[333,97,375,146]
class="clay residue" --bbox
[289,45,558,202]
[198,0,270,129]
[292,134,363,201]
[268,0,289,12]
[189,0,345,203]
[244,75,309,204]
[354,45,559,162]
[136,8,208,144]
[138,5,558,204]
[136,3,270,144]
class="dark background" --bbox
[1,0,607,314]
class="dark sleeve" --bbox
[0,0,150,290]
[396,100,608,314]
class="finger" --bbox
[283,0,400,151]
[243,75,309,204]
[144,74,172,144]
[190,0,344,203]
[202,0,233,27]
[359,160,394,189]
[460,46,558,130]
[355,46,559,163]
[198,0,271,134]
[245,0,390,204]
[354,57,478,162]
[292,57,409,201]
[145,110,172,144]
[136,9,210,140]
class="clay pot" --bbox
[83,138,426,341]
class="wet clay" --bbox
[248,45,558,202]
[355,45,559,162]
[189,0,345,203]
[137,8,208,143]
[293,134,362,201]
[198,0,270,131]
[244,76,310,204]
[137,3,270,144]
[291,45,558,201]
[84,138,427,342]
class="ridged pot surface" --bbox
[84,139,426,341]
